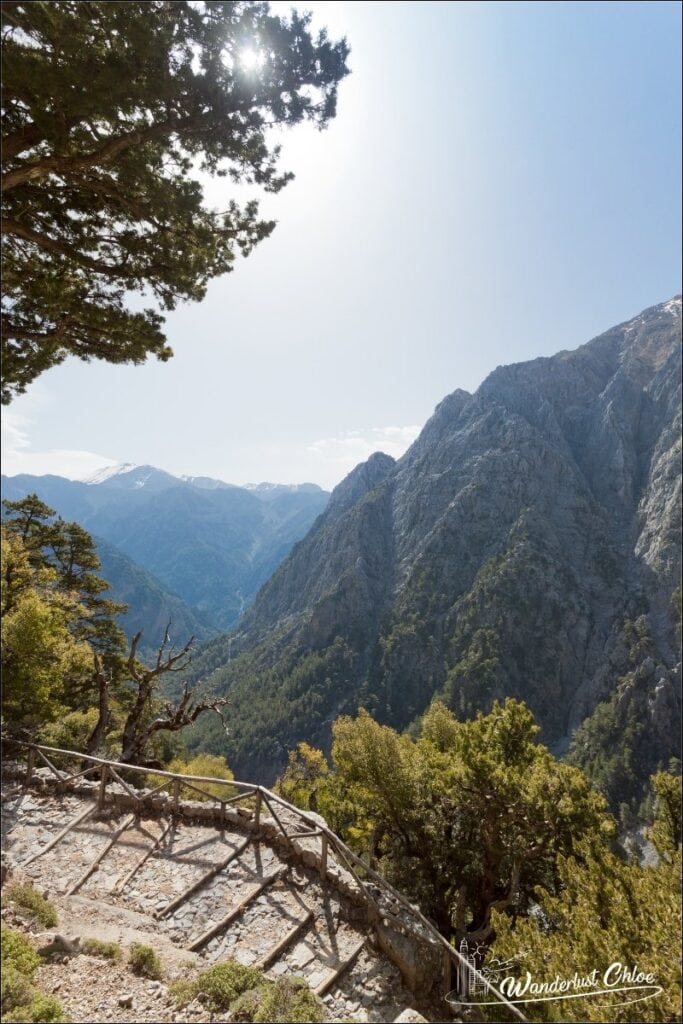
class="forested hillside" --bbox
[185,298,682,814]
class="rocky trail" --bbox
[1,775,441,1023]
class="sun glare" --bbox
[239,47,263,72]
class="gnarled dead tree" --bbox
[107,623,229,767]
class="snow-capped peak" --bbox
[80,462,137,485]
[180,474,233,490]
[244,482,324,495]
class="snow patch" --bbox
[244,482,323,496]
[180,474,233,490]
[81,462,137,484]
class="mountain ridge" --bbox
[1,468,330,633]
[184,297,681,798]
[77,462,328,497]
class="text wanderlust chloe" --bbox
[499,962,657,1000]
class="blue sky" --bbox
[2,0,681,489]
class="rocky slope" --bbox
[187,298,681,800]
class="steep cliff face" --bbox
[244,451,396,641]
[189,298,681,792]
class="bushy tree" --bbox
[328,700,614,946]
[2,494,127,660]
[274,741,370,843]
[275,741,330,809]
[165,752,234,799]
[490,772,682,1022]
[1,528,93,730]
[648,770,682,862]
[1,1,349,401]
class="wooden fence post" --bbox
[25,746,35,788]
[253,790,261,832]
[97,764,109,810]
[320,834,328,881]
[172,778,181,813]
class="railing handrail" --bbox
[8,740,527,1022]
[16,742,257,789]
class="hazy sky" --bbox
[2,0,681,490]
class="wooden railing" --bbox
[11,742,527,1022]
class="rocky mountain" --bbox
[0,467,329,632]
[186,297,682,802]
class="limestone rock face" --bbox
[243,450,396,645]
[192,298,681,788]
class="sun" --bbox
[239,47,264,72]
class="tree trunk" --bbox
[85,655,111,755]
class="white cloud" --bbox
[306,424,420,481]
[1,410,116,480]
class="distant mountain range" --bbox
[184,297,682,805]
[1,465,329,645]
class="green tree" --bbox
[2,495,127,659]
[44,519,127,655]
[1,1,349,402]
[329,700,614,946]
[2,501,230,763]
[490,774,682,1022]
[273,742,368,842]
[275,741,330,810]
[3,499,133,751]
[165,752,234,800]
[648,770,681,860]
[1,528,93,730]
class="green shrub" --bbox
[0,927,42,978]
[3,993,69,1022]
[128,943,162,980]
[162,753,235,801]
[233,976,324,1023]
[1,964,35,1014]
[39,709,102,766]
[172,963,322,1022]
[230,988,262,1021]
[1,927,70,1022]
[5,885,58,928]
[81,938,121,961]
[168,979,195,1007]
[172,962,263,1012]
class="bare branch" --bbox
[128,630,143,682]
[119,630,212,765]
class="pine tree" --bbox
[2,498,231,762]
[328,699,614,946]
[2,495,127,658]
[1,1,349,401]
[490,773,682,1022]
